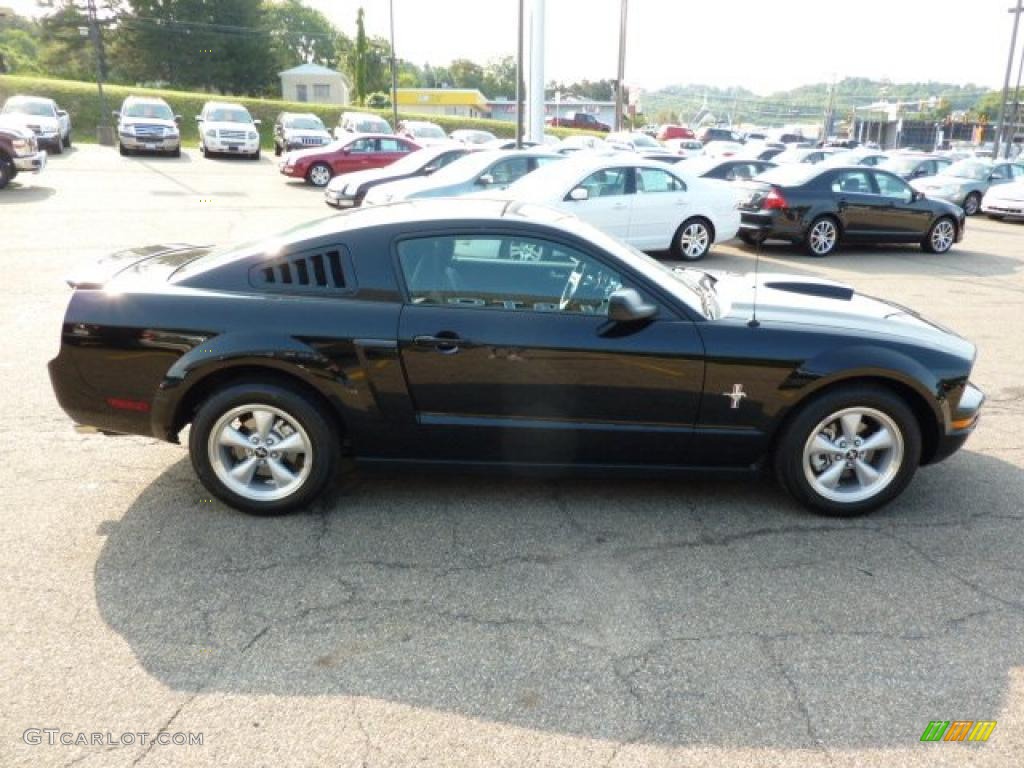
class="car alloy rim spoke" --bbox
[266,458,297,488]
[682,225,708,257]
[219,426,252,451]
[811,223,834,253]
[274,432,306,454]
[253,410,276,441]
[230,456,259,485]
[802,407,905,504]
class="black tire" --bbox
[118,142,128,156]
[804,215,839,257]
[922,216,956,254]
[0,154,13,189]
[63,132,72,149]
[170,146,181,158]
[274,143,282,157]
[189,381,340,516]
[51,139,63,156]
[671,217,713,261]
[774,385,922,517]
[307,162,333,187]
[962,192,981,216]
[251,148,261,161]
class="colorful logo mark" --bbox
[920,720,996,742]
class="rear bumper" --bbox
[929,382,984,465]
[739,210,804,239]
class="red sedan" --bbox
[279,133,420,187]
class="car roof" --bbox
[6,94,54,104]
[124,95,169,104]
[203,101,249,110]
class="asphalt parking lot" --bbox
[3,144,1024,767]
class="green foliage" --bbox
[0,73,600,147]
[0,28,41,75]
[350,7,368,105]
[366,91,390,108]
[264,0,346,70]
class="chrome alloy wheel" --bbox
[309,165,332,187]
[802,407,905,504]
[679,221,710,259]
[930,219,955,252]
[208,404,313,502]
[808,219,837,255]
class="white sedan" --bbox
[496,156,740,260]
[981,179,1024,220]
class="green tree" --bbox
[265,0,345,70]
[349,7,368,104]
[448,58,484,91]
[37,2,99,82]
[0,25,42,75]
[482,56,515,99]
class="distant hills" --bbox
[639,77,998,126]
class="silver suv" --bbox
[114,96,182,157]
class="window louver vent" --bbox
[254,248,349,293]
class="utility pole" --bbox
[1007,32,1024,157]
[388,0,399,130]
[995,1,1023,158]
[515,0,525,148]
[85,0,112,145]
[614,0,628,132]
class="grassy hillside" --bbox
[0,74,595,148]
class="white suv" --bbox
[196,101,261,160]
[114,96,181,157]
[333,111,392,140]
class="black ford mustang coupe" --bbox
[49,200,983,516]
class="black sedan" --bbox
[324,144,470,208]
[737,164,966,257]
[49,200,982,517]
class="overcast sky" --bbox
[7,0,1019,93]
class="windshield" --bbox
[207,108,252,123]
[386,146,457,173]
[944,159,990,180]
[408,123,446,138]
[454,130,495,144]
[630,134,660,148]
[354,119,392,133]
[3,99,55,117]
[882,155,923,173]
[285,116,325,131]
[124,102,174,120]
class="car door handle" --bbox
[414,334,466,354]
[837,198,849,210]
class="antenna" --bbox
[748,232,763,328]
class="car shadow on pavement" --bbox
[94,450,1024,749]
[0,184,56,204]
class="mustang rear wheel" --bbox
[922,217,956,253]
[804,216,839,257]
[775,386,921,516]
[189,382,339,515]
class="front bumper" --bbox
[13,150,46,173]
[204,138,260,154]
[324,188,359,208]
[981,199,1024,218]
[930,382,984,464]
[120,134,181,151]
[279,162,303,178]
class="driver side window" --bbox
[578,167,630,198]
[397,235,625,316]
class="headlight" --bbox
[248,132,258,140]
[205,129,216,138]
[166,127,178,136]
[120,125,135,135]
[12,138,31,154]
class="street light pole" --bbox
[614,0,628,132]
[995,1,1023,157]
[1007,33,1024,157]
[389,0,399,130]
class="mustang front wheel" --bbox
[775,386,921,516]
[189,382,339,515]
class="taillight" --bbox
[762,187,788,210]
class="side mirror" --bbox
[174,115,182,124]
[195,115,203,122]
[342,146,351,155]
[253,119,261,126]
[477,173,495,186]
[111,111,120,120]
[910,190,922,203]
[58,109,68,117]
[607,288,657,323]
[569,187,589,201]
